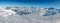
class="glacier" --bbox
[0,7,60,23]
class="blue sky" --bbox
[0,0,60,9]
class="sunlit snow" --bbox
[0,8,16,17]
[0,7,60,23]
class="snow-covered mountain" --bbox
[0,7,60,23]
[6,7,60,16]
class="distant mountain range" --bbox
[0,7,60,23]
[6,7,60,16]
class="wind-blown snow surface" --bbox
[0,7,60,23]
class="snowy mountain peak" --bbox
[0,7,60,17]
[5,7,60,16]
[0,8,16,17]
